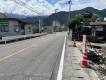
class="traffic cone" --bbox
[80,54,89,68]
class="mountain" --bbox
[20,16,48,26]
[5,7,106,26]
[5,13,27,18]
[44,7,106,25]
[5,13,47,25]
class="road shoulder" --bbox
[62,39,90,80]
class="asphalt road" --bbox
[0,32,66,80]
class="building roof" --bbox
[0,18,22,22]
[0,18,36,25]
[0,13,7,18]
[90,22,106,26]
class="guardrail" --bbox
[0,33,47,44]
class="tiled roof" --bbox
[0,18,36,24]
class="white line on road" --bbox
[0,46,32,62]
[57,36,66,80]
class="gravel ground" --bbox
[77,42,106,80]
[99,47,106,76]
[89,45,106,80]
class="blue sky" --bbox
[48,0,62,4]
[48,0,91,4]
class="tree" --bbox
[68,15,83,30]
[91,14,99,22]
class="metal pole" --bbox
[68,0,72,21]
[54,9,58,32]
[39,19,40,33]
[68,0,72,36]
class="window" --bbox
[14,25,20,32]
[0,20,9,32]
[0,23,9,32]
[28,27,31,32]
[96,26,103,31]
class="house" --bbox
[90,22,106,41]
[52,20,61,32]
[72,13,92,40]
[72,13,106,42]
[0,13,37,36]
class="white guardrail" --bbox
[0,33,47,44]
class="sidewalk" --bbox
[0,33,47,44]
[62,39,99,80]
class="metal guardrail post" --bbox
[5,40,6,45]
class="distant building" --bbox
[72,13,92,40]
[0,13,37,36]
[72,13,106,42]
[81,13,92,27]
[52,20,62,32]
[90,22,106,42]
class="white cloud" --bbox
[54,0,106,11]
[100,0,106,3]
[0,0,55,16]
[28,0,55,15]
[0,0,106,16]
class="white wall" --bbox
[1,20,21,36]
[25,24,34,34]
[0,20,37,36]
[52,20,61,27]
[9,20,21,35]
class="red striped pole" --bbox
[80,35,89,68]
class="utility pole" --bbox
[39,19,41,33]
[68,0,72,21]
[54,9,58,32]
[67,0,72,35]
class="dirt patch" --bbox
[102,47,106,58]
[97,47,106,76]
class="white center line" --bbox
[0,46,32,62]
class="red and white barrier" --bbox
[80,35,89,68]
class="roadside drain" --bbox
[77,76,84,79]
[72,56,77,57]
[72,59,77,60]
[74,63,79,64]
[75,69,81,70]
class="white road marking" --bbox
[57,36,66,80]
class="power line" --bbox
[15,0,42,15]
[14,0,51,15]
[62,0,72,21]
[5,0,54,16]
[5,0,42,15]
